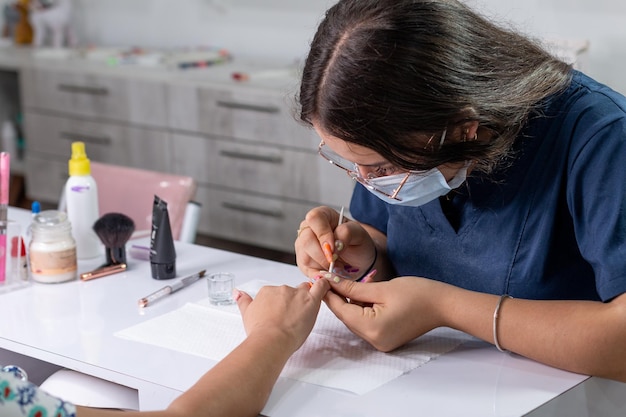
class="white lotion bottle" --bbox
[65,141,101,259]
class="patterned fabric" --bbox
[0,368,76,417]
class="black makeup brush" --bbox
[93,212,136,265]
[80,213,135,281]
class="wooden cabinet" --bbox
[19,61,354,252]
[20,66,171,207]
[168,82,314,147]
[23,112,171,202]
[24,113,171,164]
[168,81,353,251]
[20,68,169,127]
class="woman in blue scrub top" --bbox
[294,0,626,382]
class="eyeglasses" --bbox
[318,141,415,200]
[317,130,448,201]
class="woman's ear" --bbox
[461,121,480,142]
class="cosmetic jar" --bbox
[29,210,78,283]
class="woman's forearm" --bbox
[166,330,295,417]
[75,281,329,417]
[75,331,295,417]
[442,286,626,381]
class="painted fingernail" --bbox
[335,240,344,252]
[324,272,332,279]
[232,289,241,301]
[332,253,338,261]
[322,242,333,263]
[333,276,341,283]
[362,269,377,282]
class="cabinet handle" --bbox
[216,100,280,114]
[219,150,282,164]
[57,84,109,96]
[222,202,284,218]
[60,132,112,146]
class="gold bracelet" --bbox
[493,294,512,353]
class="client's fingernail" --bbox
[232,289,241,301]
[335,240,344,252]
[333,276,341,283]
[362,268,377,282]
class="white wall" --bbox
[71,0,626,94]
[468,0,626,94]
[71,0,334,66]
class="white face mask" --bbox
[364,163,469,207]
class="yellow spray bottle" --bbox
[65,141,101,260]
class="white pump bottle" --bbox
[65,141,101,259]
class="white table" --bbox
[1,208,625,416]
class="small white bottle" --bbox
[65,141,101,259]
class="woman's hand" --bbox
[295,206,378,280]
[236,279,330,352]
[323,275,449,352]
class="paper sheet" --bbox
[115,280,470,395]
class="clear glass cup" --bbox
[207,272,235,305]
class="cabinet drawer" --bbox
[168,83,318,149]
[20,68,168,127]
[195,185,322,252]
[24,112,171,172]
[170,132,353,207]
[24,155,66,203]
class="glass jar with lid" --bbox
[29,210,77,283]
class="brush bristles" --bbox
[93,213,136,264]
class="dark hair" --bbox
[298,0,572,173]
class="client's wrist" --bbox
[246,327,302,355]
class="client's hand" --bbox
[236,279,330,353]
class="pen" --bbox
[0,152,9,284]
[328,206,344,274]
[138,269,207,308]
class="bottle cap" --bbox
[68,141,91,176]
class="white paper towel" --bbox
[116,280,471,394]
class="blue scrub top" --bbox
[350,71,626,302]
